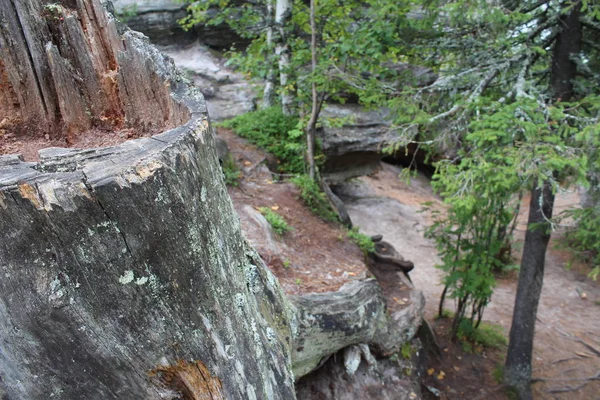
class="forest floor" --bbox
[221,127,600,399]
[220,128,371,296]
[336,163,600,400]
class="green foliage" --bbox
[258,207,292,235]
[291,174,338,222]
[458,320,507,350]
[221,154,241,186]
[559,206,600,281]
[400,342,413,360]
[219,107,303,173]
[347,227,375,255]
[492,363,504,384]
[116,4,138,23]
[427,95,591,340]
[180,0,430,113]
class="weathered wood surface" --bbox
[0,80,298,400]
[291,280,424,378]
[0,1,425,398]
[0,0,188,138]
[0,1,296,398]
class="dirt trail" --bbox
[336,162,600,400]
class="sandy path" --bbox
[336,162,600,399]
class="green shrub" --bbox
[219,107,304,174]
[259,207,292,235]
[221,154,241,186]
[347,227,375,254]
[559,207,600,281]
[439,309,507,351]
[291,175,339,222]
[457,319,507,350]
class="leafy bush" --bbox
[258,207,292,235]
[219,107,304,174]
[291,175,339,222]
[439,309,507,351]
[559,206,600,281]
[347,227,375,255]
[221,154,241,186]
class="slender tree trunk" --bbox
[275,0,293,115]
[306,0,318,179]
[504,4,581,398]
[262,0,275,108]
[504,182,555,399]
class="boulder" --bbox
[159,43,257,121]
[319,104,396,183]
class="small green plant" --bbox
[259,207,292,235]
[291,174,339,222]
[116,4,139,23]
[439,309,507,351]
[492,363,504,384]
[221,154,241,186]
[400,342,413,360]
[283,260,291,268]
[457,319,508,351]
[347,227,375,255]
[219,108,303,174]
[295,278,302,285]
[438,308,453,319]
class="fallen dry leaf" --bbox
[427,368,435,376]
[347,272,356,276]
[243,160,252,166]
[271,205,280,211]
[453,366,460,372]
[437,371,445,380]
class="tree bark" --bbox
[504,183,555,399]
[262,0,276,108]
[504,3,581,398]
[306,0,318,180]
[275,0,293,115]
[0,2,299,398]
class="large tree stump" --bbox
[0,1,425,399]
[0,1,296,398]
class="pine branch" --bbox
[581,16,600,33]
[429,66,502,123]
[519,0,551,15]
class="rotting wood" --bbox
[150,360,225,400]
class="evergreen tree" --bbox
[393,1,599,398]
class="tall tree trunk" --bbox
[262,0,276,108]
[275,0,293,115]
[504,3,581,398]
[306,0,318,180]
[504,183,555,399]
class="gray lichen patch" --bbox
[118,270,134,284]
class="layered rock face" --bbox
[111,0,247,48]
